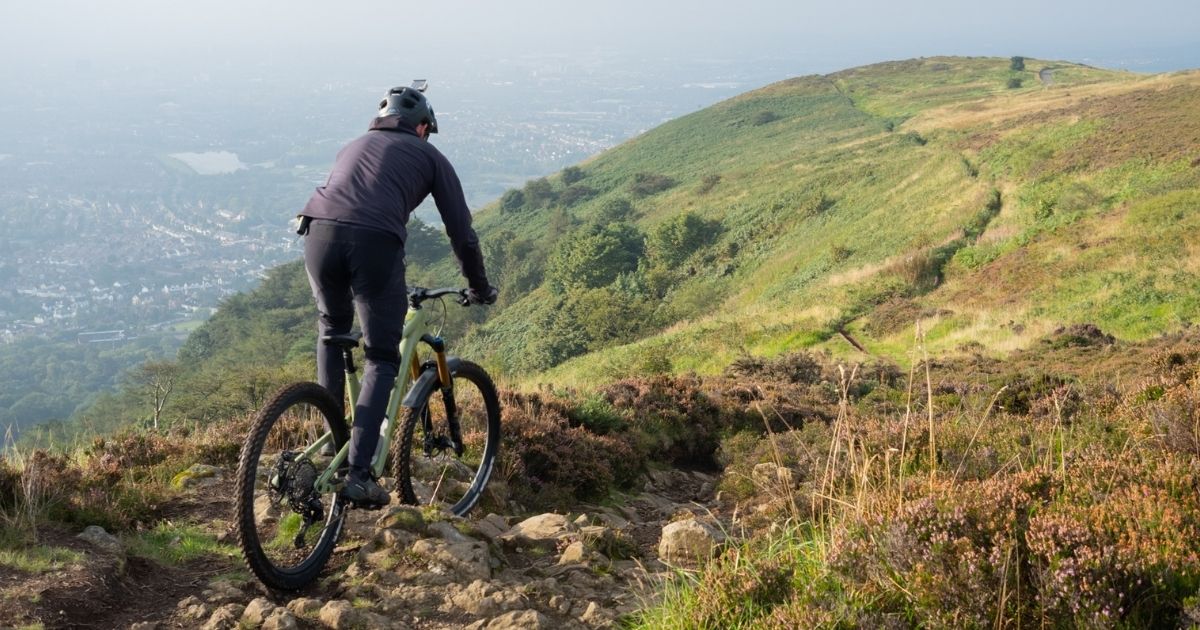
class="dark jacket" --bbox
[300,116,488,289]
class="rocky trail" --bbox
[5,463,747,629]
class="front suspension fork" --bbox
[422,335,463,456]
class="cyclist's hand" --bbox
[465,285,498,305]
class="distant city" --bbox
[0,51,797,345]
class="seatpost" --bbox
[342,348,357,374]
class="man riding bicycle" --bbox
[297,83,496,508]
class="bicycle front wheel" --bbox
[235,382,349,591]
[394,360,501,516]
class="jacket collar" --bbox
[369,115,420,136]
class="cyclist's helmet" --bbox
[378,87,438,134]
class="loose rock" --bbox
[261,608,300,630]
[486,609,550,629]
[286,597,322,618]
[241,597,275,627]
[752,462,798,490]
[202,603,245,630]
[318,600,364,629]
[172,463,223,489]
[658,518,725,566]
[500,513,571,551]
[428,520,474,544]
[558,541,586,565]
[377,506,426,534]
[77,525,123,555]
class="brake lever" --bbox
[456,290,471,307]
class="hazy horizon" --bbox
[3,0,1199,83]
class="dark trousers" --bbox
[303,220,407,477]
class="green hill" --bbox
[458,56,1200,384]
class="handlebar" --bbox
[409,287,469,308]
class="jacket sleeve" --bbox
[429,150,490,290]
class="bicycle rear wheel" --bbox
[235,382,349,591]
[394,360,500,516]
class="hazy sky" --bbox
[3,0,1199,79]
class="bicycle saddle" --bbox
[321,332,363,349]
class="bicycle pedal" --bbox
[349,500,389,511]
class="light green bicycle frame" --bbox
[307,304,441,494]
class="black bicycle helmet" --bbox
[378,86,438,134]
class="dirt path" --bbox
[3,466,728,629]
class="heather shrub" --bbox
[716,425,832,504]
[831,470,1057,627]
[629,172,676,197]
[1026,450,1200,625]
[83,432,181,480]
[1042,323,1116,349]
[728,352,822,385]
[499,391,640,509]
[1148,377,1200,456]
[688,554,794,628]
[1151,343,1200,385]
[994,371,1073,415]
[1028,382,1085,422]
[601,375,726,467]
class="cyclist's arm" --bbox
[429,150,489,291]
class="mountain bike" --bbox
[234,287,501,591]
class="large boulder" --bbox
[499,513,572,551]
[657,518,725,566]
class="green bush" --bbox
[545,222,645,292]
[629,172,677,197]
[646,212,722,268]
[558,184,596,207]
[560,165,585,185]
[499,189,525,213]
[523,177,556,208]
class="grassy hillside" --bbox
[35,56,1200,443]
[444,56,1199,386]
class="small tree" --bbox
[523,177,556,208]
[500,189,525,213]
[561,166,585,185]
[127,360,180,431]
[1010,56,1025,71]
[1007,77,1023,89]
[595,198,635,224]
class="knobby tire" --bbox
[235,382,348,591]
[394,360,500,517]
